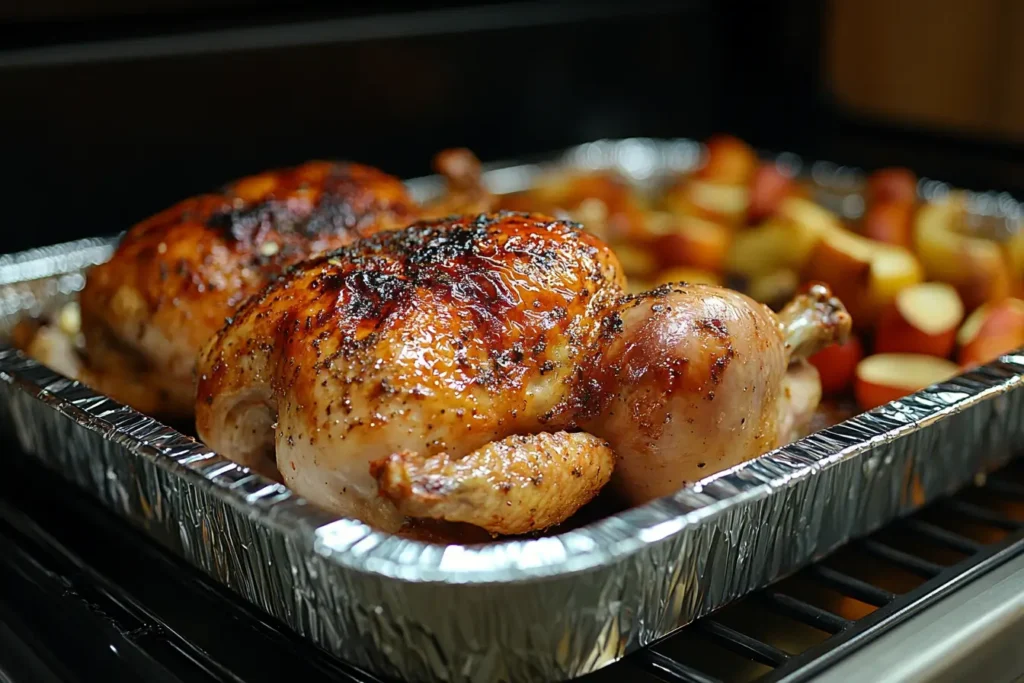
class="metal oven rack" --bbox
[1,454,1021,683]
[624,470,1024,683]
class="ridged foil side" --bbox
[0,140,1020,682]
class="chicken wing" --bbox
[373,431,614,536]
[419,148,497,219]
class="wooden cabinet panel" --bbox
[827,0,1024,141]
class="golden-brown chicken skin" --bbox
[79,161,419,419]
[196,212,624,533]
[373,431,615,536]
[197,211,849,536]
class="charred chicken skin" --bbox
[78,153,493,420]
[197,212,850,535]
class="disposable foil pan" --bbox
[0,139,1021,683]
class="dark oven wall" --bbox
[0,1,764,253]
[7,0,1018,255]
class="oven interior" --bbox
[0,2,1022,681]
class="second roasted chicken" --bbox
[72,150,493,420]
[196,212,850,535]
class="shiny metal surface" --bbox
[0,139,1020,682]
[811,551,1024,683]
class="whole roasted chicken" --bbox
[196,212,850,535]
[76,150,492,419]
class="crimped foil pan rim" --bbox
[5,346,1021,587]
[2,136,1022,587]
[3,334,1021,588]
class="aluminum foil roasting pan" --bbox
[0,139,1021,683]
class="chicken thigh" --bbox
[197,212,850,534]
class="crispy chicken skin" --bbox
[197,211,850,535]
[372,432,614,536]
[78,154,487,420]
[196,212,624,533]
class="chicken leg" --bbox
[570,282,849,504]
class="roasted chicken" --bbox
[76,152,493,419]
[196,212,850,535]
